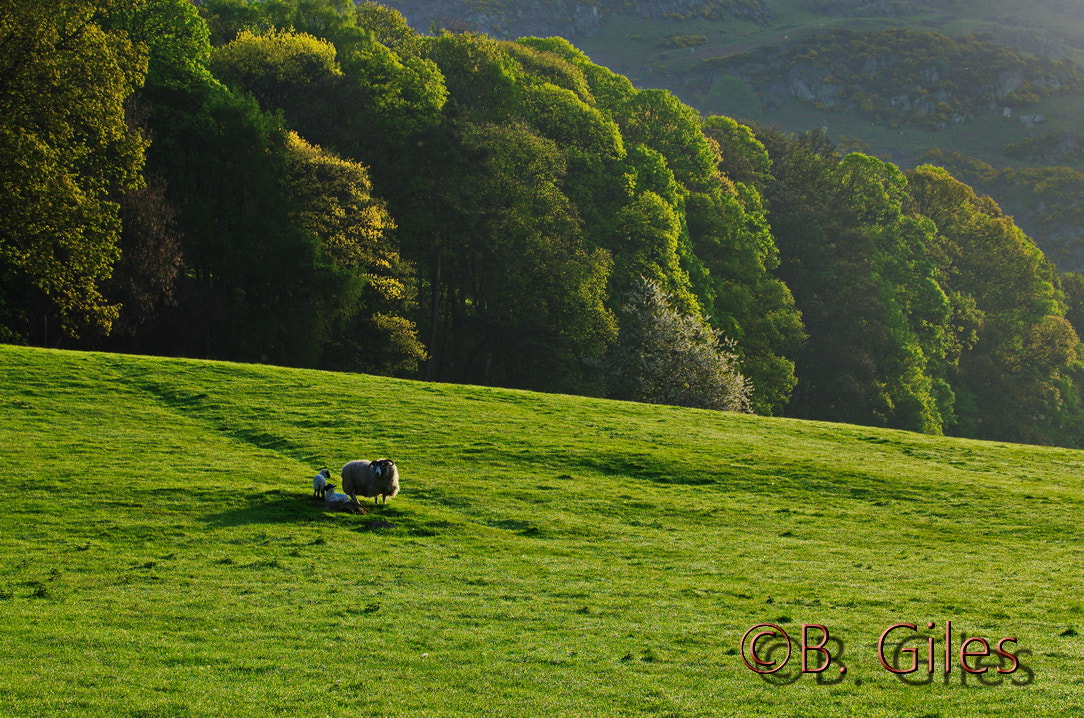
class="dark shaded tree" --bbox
[907,164,1081,444]
[754,128,956,432]
[105,174,184,339]
[430,121,616,391]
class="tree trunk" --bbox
[424,243,443,381]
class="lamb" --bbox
[312,468,332,499]
[323,484,351,503]
[341,459,399,506]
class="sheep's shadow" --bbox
[202,489,395,527]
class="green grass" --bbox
[2,344,1083,716]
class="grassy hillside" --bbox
[571,1,1083,159]
[1,344,1082,716]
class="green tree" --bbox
[1062,272,1084,336]
[200,0,364,47]
[755,129,956,432]
[611,188,699,315]
[211,28,350,146]
[614,88,719,194]
[684,182,803,415]
[212,28,341,99]
[107,0,213,92]
[509,45,803,413]
[0,0,147,343]
[207,2,446,160]
[702,115,771,188]
[354,1,418,50]
[211,24,446,257]
[422,31,520,124]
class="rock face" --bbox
[380,0,769,40]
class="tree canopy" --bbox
[0,0,147,342]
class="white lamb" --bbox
[323,484,351,503]
[312,468,332,499]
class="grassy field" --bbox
[1,344,1082,716]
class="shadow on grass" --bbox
[573,449,936,504]
[202,489,400,528]
[201,490,325,526]
[114,368,325,466]
[576,452,727,486]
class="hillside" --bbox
[380,0,1084,272]
[381,0,770,39]
[709,28,1084,131]
[2,344,1082,715]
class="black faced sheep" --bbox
[313,468,332,498]
[341,459,399,506]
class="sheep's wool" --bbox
[341,459,400,503]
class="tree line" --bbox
[1,0,1082,447]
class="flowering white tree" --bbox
[610,277,752,412]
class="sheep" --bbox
[323,484,352,503]
[341,459,399,506]
[312,468,332,499]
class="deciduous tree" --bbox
[0,0,147,342]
